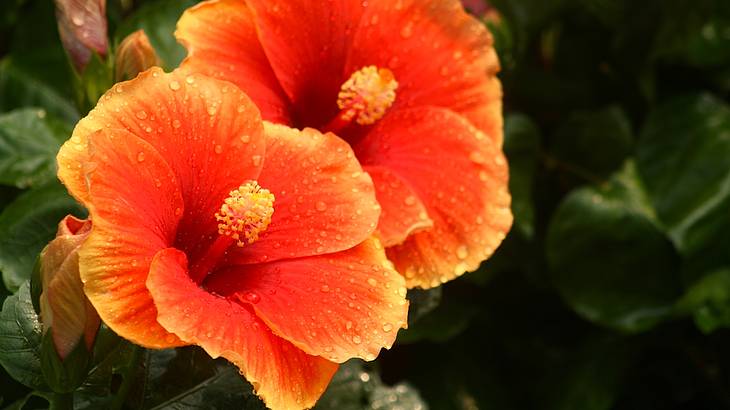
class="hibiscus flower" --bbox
[56,68,408,409]
[176,0,513,289]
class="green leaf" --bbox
[129,347,263,410]
[115,0,198,70]
[0,183,85,292]
[636,94,730,262]
[0,59,79,124]
[676,269,730,334]
[547,162,683,332]
[316,361,426,410]
[0,282,45,390]
[550,105,633,179]
[504,113,540,238]
[0,109,71,189]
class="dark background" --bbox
[1,0,729,409]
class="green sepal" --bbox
[40,330,92,393]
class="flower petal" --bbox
[79,129,185,347]
[347,0,503,145]
[57,67,266,261]
[244,0,365,127]
[365,165,433,247]
[226,123,380,264]
[355,107,512,288]
[147,248,338,410]
[176,0,292,123]
[205,238,408,363]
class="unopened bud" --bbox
[115,30,161,81]
[54,0,108,72]
[39,215,99,360]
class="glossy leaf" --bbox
[547,162,683,332]
[0,108,70,188]
[636,94,730,261]
[0,282,45,390]
[0,183,85,292]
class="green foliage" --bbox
[0,283,45,391]
[0,109,71,188]
[0,183,85,292]
[0,0,729,408]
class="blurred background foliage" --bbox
[0,0,729,408]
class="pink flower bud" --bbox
[54,0,108,72]
[39,215,100,360]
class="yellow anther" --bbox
[215,181,275,247]
[337,66,398,125]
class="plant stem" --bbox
[111,344,143,410]
[49,392,74,410]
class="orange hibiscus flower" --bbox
[176,0,513,289]
[56,68,408,409]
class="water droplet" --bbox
[320,284,330,293]
[404,195,417,206]
[244,292,261,304]
[315,201,327,211]
[214,145,223,154]
[346,321,353,330]
[252,155,262,166]
[169,80,181,91]
[456,245,468,259]
[172,119,181,129]
[71,13,85,26]
[382,323,393,332]
[136,152,145,162]
[135,110,147,120]
[352,335,362,344]
[367,278,377,287]
[240,134,251,143]
[469,151,486,164]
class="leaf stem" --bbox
[111,344,143,410]
[49,392,74,410]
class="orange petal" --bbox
[355,107,512,288]
[346,0,503,146]
[365,165,433,247]
[244,0,366,127]
[225,123,381,264]
[205,238,408,363]
[147,248,338,410]
[79,129,185,347]
[57,67,266,261]
[176,0,292,124]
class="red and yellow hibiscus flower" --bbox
[56,68,408,409]
[176,0,513,289]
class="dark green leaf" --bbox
[0,59,79,124]
[636,94,730,261]
[115,0,198,70]
[129,347,263,410]
[676,269,730,334]
[316,361,426,410]
[0,282,45,390]
[550,105,633,179]
[504,113,540,238]
[0,182,84,292]
[0,109,71,189]
[547,162,682,332]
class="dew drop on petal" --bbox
[315,201,327,211]
[244,292,261,304]
[352,335,362,344]
[136,152,145,162]
[456,245,469,259]
[169,80,181,91]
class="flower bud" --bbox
[115,30,161,81]
[54,0,108,72]
[39,215,99,360]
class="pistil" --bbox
[189,181,275,283]
[323,65,398,134]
